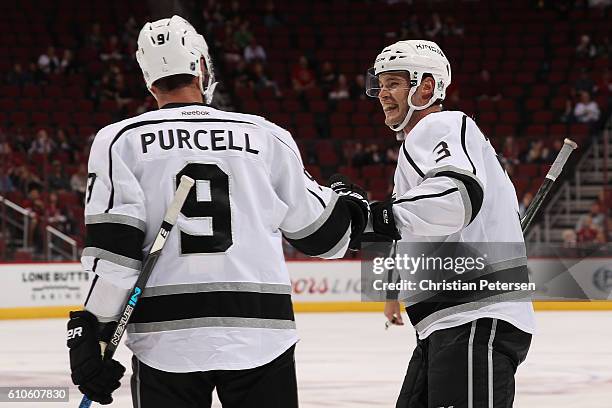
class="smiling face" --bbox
[377,72,411,127]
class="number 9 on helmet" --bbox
[135,15,217,104]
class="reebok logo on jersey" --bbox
[67,327,82,340]
[182,110,210,116]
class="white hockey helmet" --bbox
[136,15,217,103]
[366,40,451,137]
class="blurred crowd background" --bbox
[0,0,611,260]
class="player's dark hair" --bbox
[152,74,196,92]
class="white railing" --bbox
[0,195,31,249]
[46,225,78,260]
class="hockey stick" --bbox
[79,175,195,408]
[521,138,578,233]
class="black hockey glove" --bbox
[67,310,125,405]
[362,199,402,242]
[329,174,370,250]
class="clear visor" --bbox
[365,67,411,98]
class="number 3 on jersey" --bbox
[175,163,233,254]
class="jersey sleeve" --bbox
[393,114,485,236]
[81,126,147,294]
[269,128,350,259]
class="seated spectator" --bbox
[101,35,124,61]
[597,35,612,58]
[502,135,520,164]
[352,142,368,167]
[243,38,266,63]
[350,74,366,100]
[319,61,337,93]
[523,140,547,164]
[5,63,29,86]
[574,68,596,95]
[263,0,284,28]
[576,202,606,230]
[29,129,55,156]
[576,215,600,244]
[233,20,253,50]
[222,25,243,65]
[88,22,103,50]
[55,128,75,163]
[575,34,597,59]
[24,189,45,250]
[291,55,315,93]
[71,164,88,202]
[59,49,76,74]
[386,147,399,164]
[573,91,600,123]
[399,15,422,39]
[424,13,443,38]
[48,161,71,192]
[475,69,501,100]
[561,229,577,248]
[38,46,60,75]
[248,62,281,97]
[12,166,42,194]
[560,98,575,123]
[329,74,350,100]
[443,16,464,36]
[594,68,611,98]
[47,192,71,234]
[518,192,533,218]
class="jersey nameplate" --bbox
[141,129,259,155]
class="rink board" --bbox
[0,260,611,319]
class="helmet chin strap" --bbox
[388,87,437,141]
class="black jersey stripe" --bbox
[405,265,530,327]
[285,198,351,256]
[84,274,99,306]
[394,188,459,204]
[435,171,484,224]
[129,291,295,324]
[402,143,426,178]
[104,118,257,212]
[461,115,477,175]
[84,222,145,262]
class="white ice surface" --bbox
[0,311,611,407]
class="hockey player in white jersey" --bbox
[362,40,535,407]
[65,16,368,407]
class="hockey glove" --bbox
[362,199,402,242]
[67,310,125,405]
[329,174,370,250]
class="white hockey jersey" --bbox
[81,102,353,372]
[392,111,536,339]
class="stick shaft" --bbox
[79,176,194,408]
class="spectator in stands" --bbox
[502,135,520,165]
[248,62,281,97]
[575,34,597,59]
[28,129,55,156]
[561,229,577,248]
[573,91,600,123]
[577,202,606,231]
[365,144,383,164]
[25,188,45,251]
[350,74,367,100]
[222,25,243,64]
[243,37,266,63]
[518,192,533,218]
[55,128,75,163]
[574,68,596,94]
[263,0,284,28]
[385,146,399,164]
[291,55,315,93]
[576,215,600,244]
[595,68,611,100]
[329,74,350,100]
[0,169,14,193]
[59,49,76,74]
[597,36,612,58]
[202,0,226,32]
[26,62,44,84]
[71,164,88,202]
[38,46,60,75]
[88,22,103,50]
[352,142,368,167]
[233,20,253,50]
[319,61,338,93]
[48,161,71,192]
[101,35,124,61]
[523,140,547,163]
[443,16,464,36]
[5,63,28,86]
[475,69,501,100]
[399,16,422,40]
[425,13,443,38]
[560,98,575,123]
[47,192,71,234]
